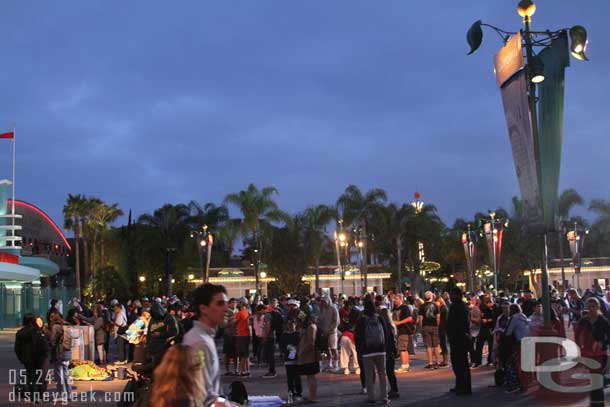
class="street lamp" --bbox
[467,0,589,324]
[190,225,213,283]
[139,276,146,282]
[334,219,347,295]
[567,222,589,292]
[411,192,425,292]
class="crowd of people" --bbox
[13,283,610,406]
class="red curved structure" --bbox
[7,199,72,251]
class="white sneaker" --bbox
[355,368,361,375]
[361,387,367,395]
[344,369,350,375]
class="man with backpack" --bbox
[146,301,179,368]
[355,295,390,405]
[392,294,415,373]
[418,291,442,369]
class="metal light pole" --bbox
[411,192,424,292]
[357,238,365,294]
[490,212,498,291]
[467,0,590,324]
[191,225,212,283]
[337,219,347,295]
[567,222,588,292]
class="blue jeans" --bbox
[53,351,72,395]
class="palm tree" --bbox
[87,197,104,280]
[91,201,123,271]
[187,201,229,230]
[336,185,387,292]
[589,198,610,255]
[556,189,583,290]
[138,204,190,295]
[224,184,290,293]
[78,197,96,286]
[63,194,86,299]
[374,203,410,292]
[303,204,337,292]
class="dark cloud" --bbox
[0,0,608,229]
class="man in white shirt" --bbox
[183,283,240,407]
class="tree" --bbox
[63,194,86,299]
[589,198,610,256]
[402,203,444,293]
[555,189,584,289]
[187,201,229,231]
[372,203,410,292]
[224,184,290,292]
[138,204,190,295]
[302,204,337,292]
[336,185,387,291]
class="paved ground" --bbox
[0,328,608,406]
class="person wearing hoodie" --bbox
[447,288,472,396]
[147,301,179,368]
[504,304,530,393]
[317,296,340,371]
[355,295,390,405]
[15,313,49,400]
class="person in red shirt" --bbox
[235,302,251,376]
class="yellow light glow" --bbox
[358,241,364,248]
[188,274,195,280]
[139,276,146,282]
[200,240,207,247]
[259,271,267,279]
[517,0,536,18]
[301,273,391,281]
[574,44,583,53]
[531,74,545,84]
[339,233,346,242]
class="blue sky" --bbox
[0,1,608,231]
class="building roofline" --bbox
[8,200,71,251]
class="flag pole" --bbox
[11,126,15,240]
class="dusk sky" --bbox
[1,1,608,232]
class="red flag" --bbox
[0,131,14,139]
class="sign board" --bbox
[494,32,524,87]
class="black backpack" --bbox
[364,315,385,350]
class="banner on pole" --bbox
[484,222,504,273]
[500,70,542,223]
[537,32,570,229]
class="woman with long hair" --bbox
[297,314,319,403]
[575,297,610,406]
[93,305,107,364]
[150,344,205,407]
[48,310,72,395]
